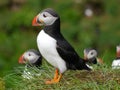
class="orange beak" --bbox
[97,58,103,64]
[32,15,44,26]
[32,16,39,26]
[18,54,24,64]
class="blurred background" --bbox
[0,0,120,77]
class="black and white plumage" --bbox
[32,8,91,84]
[84,48,97,64]
[84,48,103,65]
[19,49,42,67]
[112,45,120,69]
[18,49,42,79]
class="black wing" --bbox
[56,38,88,70]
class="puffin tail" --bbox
[78,58,92,71]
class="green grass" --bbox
[0,78,5,90]
[2,61,120,90]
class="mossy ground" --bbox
[3,62,120,90]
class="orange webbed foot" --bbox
[45,69,62,84]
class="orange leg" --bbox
[45,69,62,84]
[53,69,59,80]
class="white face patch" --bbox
[23,51,40,64]
[37,12,58,26]
[87,50,97,59]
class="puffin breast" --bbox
[37,30,67,73]
[112,59,120,69]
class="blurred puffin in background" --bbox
[112,45,120,69]
[84,48,103,65]
[32,8,91,84]
[19,49,42,67]
[19,49,42,79]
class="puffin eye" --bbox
[28,53,31,56]
[43,14,46,17]
[91,52,94,55]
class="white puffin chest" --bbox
[37,30,67,73]
[112,59,120,69]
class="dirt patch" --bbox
[75,70,120,84]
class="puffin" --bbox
[19,49,42,79]
[32,8,91,84]
[84,48,103,65]
[19,49,42,67]
[112,45,120,69]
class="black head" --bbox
[43,8,59,17]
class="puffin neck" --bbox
[33,57,42,66]
[43,18,60,37]
[26,57,42,68]
[88,58,97,64]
